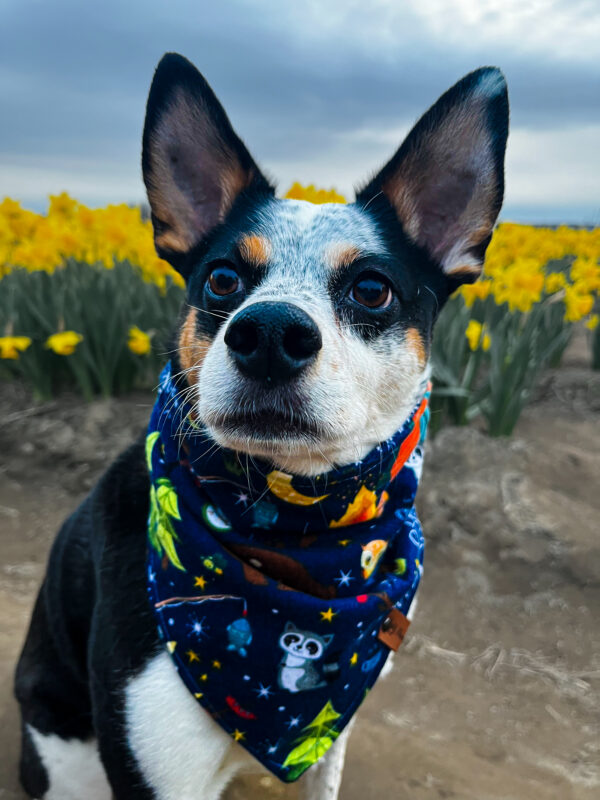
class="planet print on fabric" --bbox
[251,500,279,529]
[201,503,233,532]
[201,553,228,575]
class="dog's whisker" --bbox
[186,302,230,321]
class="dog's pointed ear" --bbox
[356,67,508,287]
[142,53,273,273]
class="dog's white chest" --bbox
[124,651,256,800]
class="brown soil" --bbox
[1,337,599,800]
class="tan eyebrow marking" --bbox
[238,234,272,267]
[178,308,211,382]
[405,327,427,368]
[446,263,480,278]
[324,242,363,271]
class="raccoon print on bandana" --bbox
[146,362,430,782]
[277,623,333,693]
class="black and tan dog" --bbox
[15,53,508,800]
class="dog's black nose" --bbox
[225,301,322,382]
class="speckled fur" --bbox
[198,197,429,473]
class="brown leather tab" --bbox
[377,607,410,651]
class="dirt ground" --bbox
[1,339,599,800]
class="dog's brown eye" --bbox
[207,266,241,297]
[351,274,392,309]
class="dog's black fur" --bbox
[14,53,508,799]
[16,440,157,797]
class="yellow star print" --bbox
[212,660,222,670]
[350,652,358,666]
[200,673,208,682]
[186,649,200,664]
[194,575,207,590]
[232,729,245,742]
[320,607,337,623]
[338,539,351,547]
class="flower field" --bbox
[432,220,599,434]
[0,193,183,399]
[0,188,598,434]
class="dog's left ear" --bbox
[356,67,509,288]
[142,53,273,274]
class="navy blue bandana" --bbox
[146,362,430,782]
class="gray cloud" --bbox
[1,0,599,222]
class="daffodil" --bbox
[45,331,83,355]
[585,314,599,330]
[459,280,492,307]
[465,320,491,352]
[0,193,182,288]
[128,326,152,355]
[544,272,566,294]
[1,192,598,294]
[563,286,594,323]
[48,192,78,218]
[0,335,32,359]
[284,182,347,204]
[492,259,545,313]
[570,257,600,292]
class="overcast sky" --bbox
[1,0,599,223]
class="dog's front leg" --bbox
[300,718,355,800]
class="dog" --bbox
[14,53,508,800]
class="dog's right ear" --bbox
[142,53,273,276]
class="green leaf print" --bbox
[156,479,181,520]
[148,483,185,571]
[282,735,334,769]
[145,431,160,473]
[281,700,341,780]
[305,700,341,729]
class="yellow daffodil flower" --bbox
[284,182,346,204]
[544,272,566,294]
[465,320,491,352]
[0,335,32,359]
[128,326,152,355]
[459,279,493,307]
[563,286,594,323]
[45,331,83,355]
[1,192,598,350]
[570,257,600,292]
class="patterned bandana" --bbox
[146,362,430,782]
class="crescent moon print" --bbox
[266,470,330,505]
